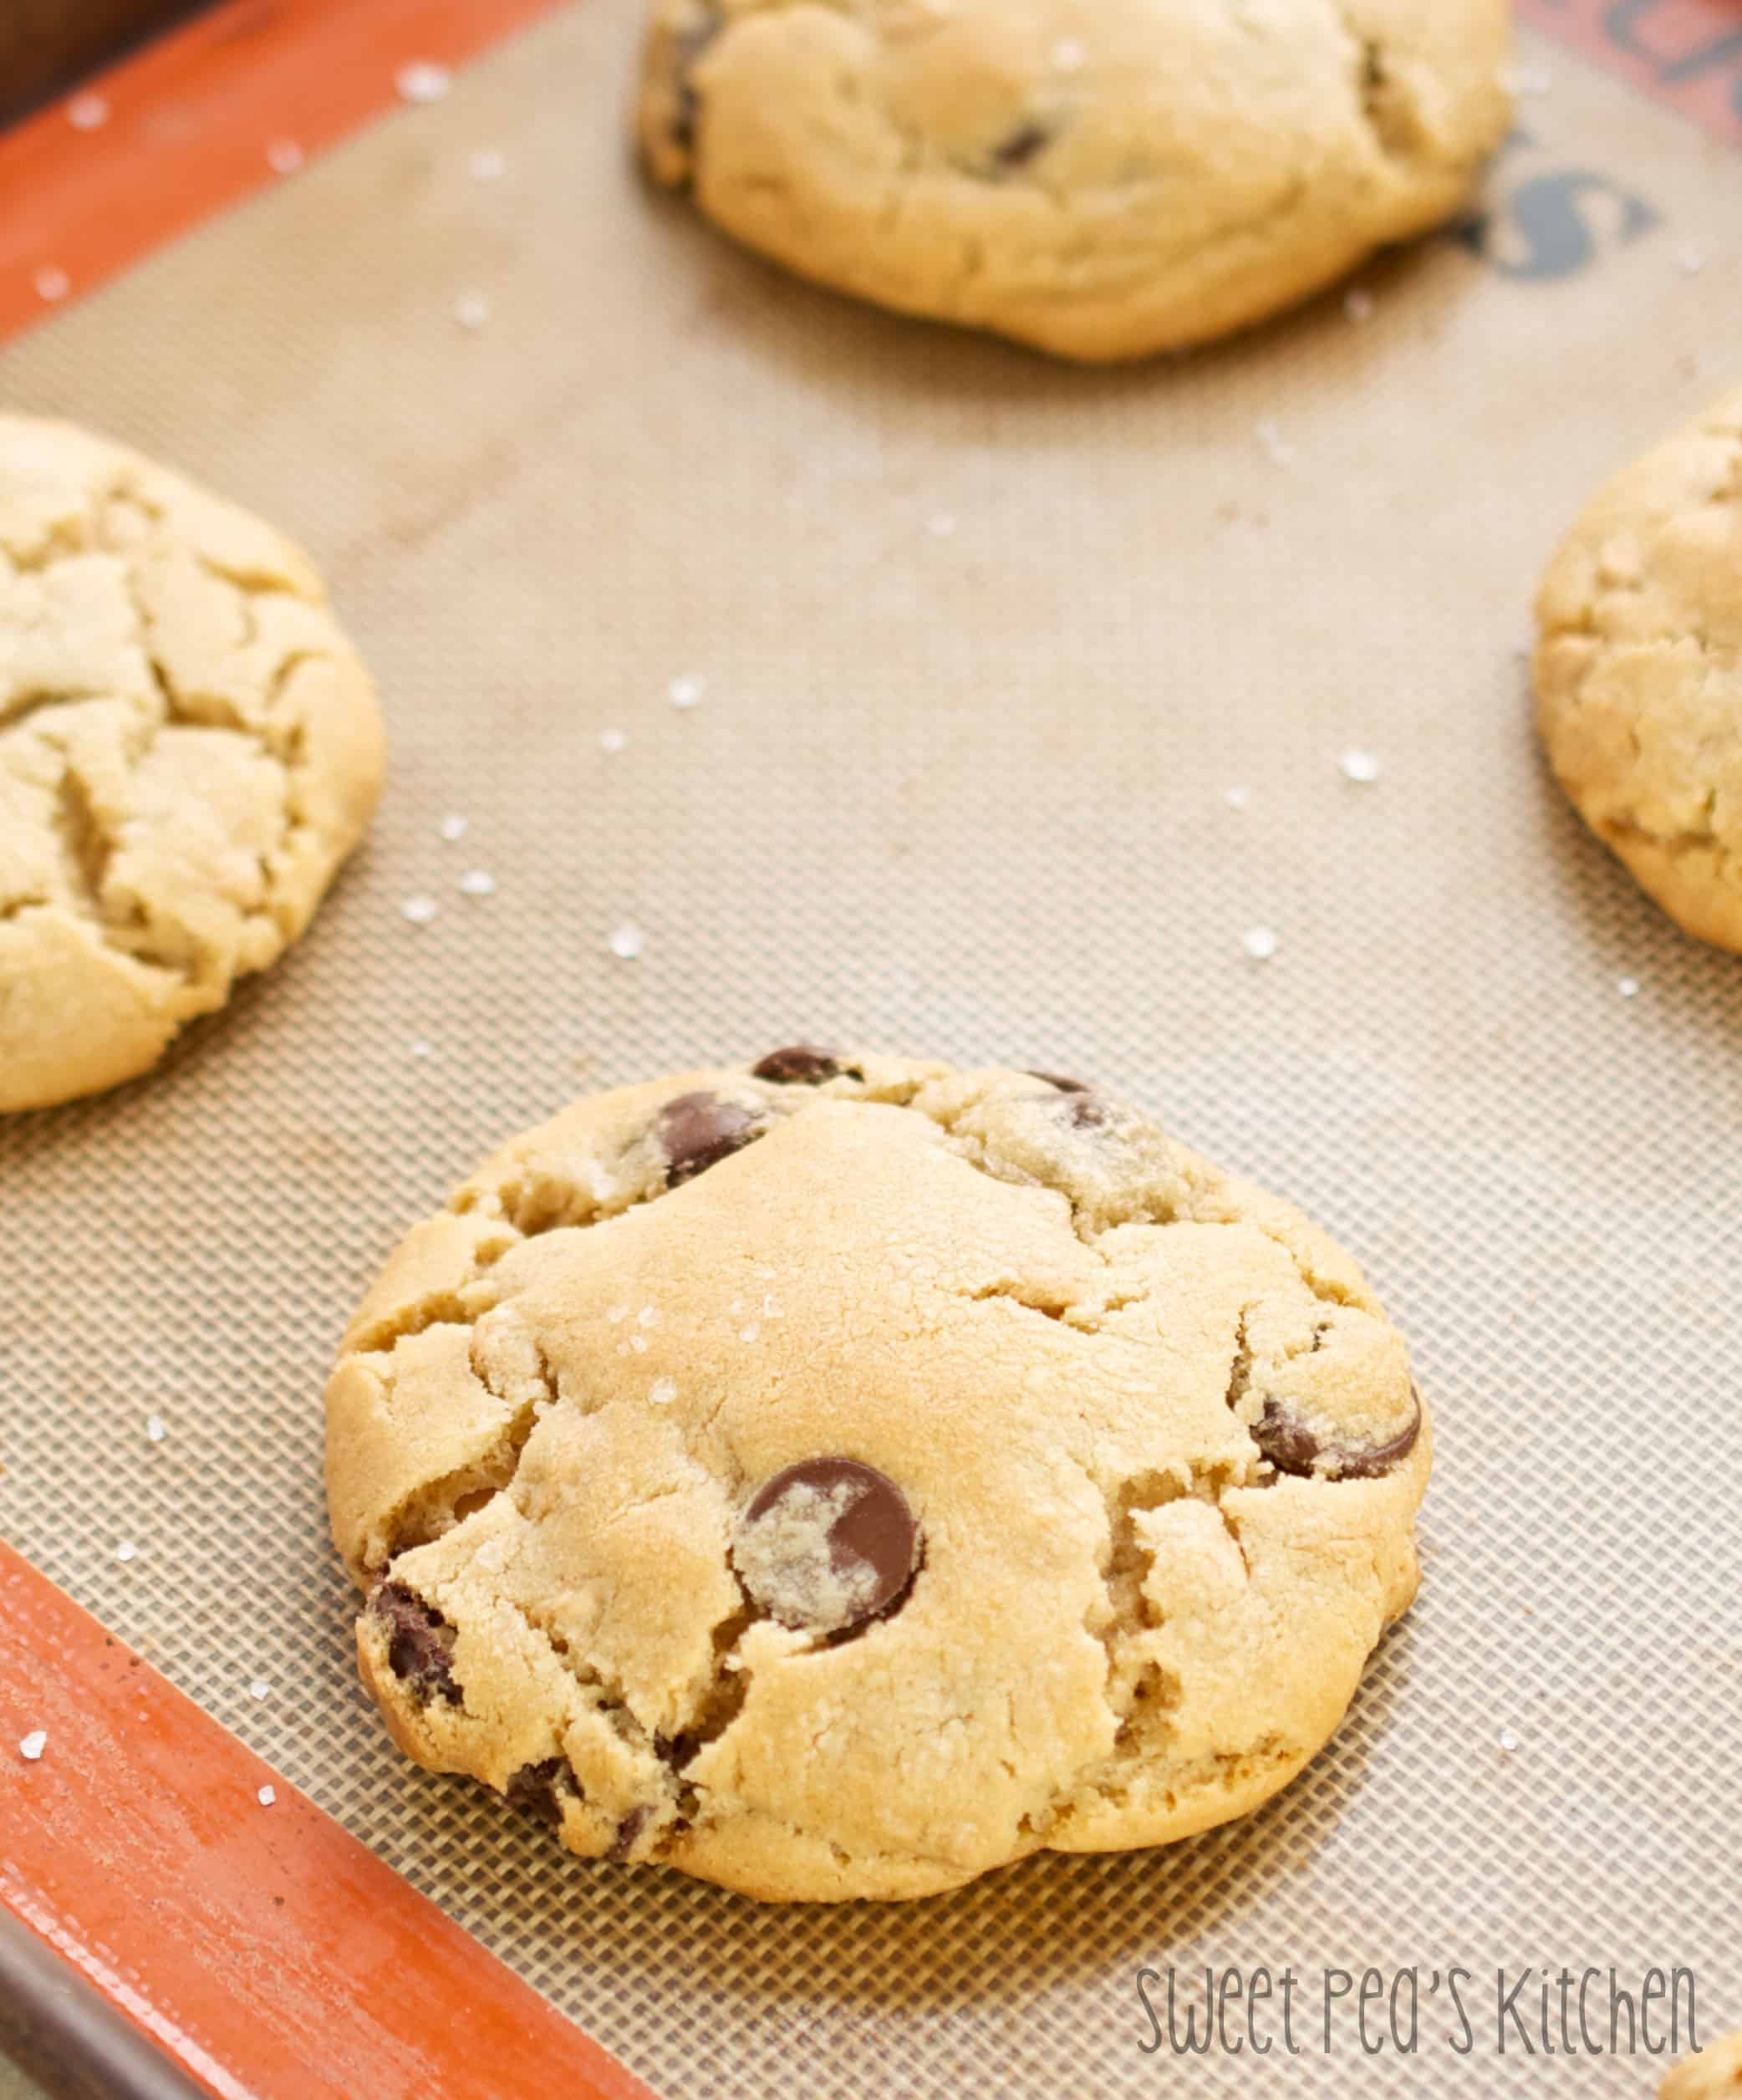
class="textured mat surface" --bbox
[2,8,1739,2094]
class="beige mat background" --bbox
[3,8,1739,2094]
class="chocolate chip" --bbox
[1028,1071,1089,1093]
[1253,1390,1423,1481]
[733,1457,919,1637]
[505,1757,573,1825]
[372,1582,461,1705]
[657,1090,762,1185]
[609,1806,652,1862]
[670,16,721,151]
[751,1045,843,1085]
[993,122,1050,171]
[1062,1093,1111,1129]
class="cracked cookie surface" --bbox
[635,0,1510,362]
[0,415,385,1110]
[327,1052,1429,1902]
[1663,2032,1742,2098]
[1536,386,1742,954]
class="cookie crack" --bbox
[347,1293,494,1358]
[1332,6,1423,166]
[0,688,112,734]
[963,1279,1069,1322]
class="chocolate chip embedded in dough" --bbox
[993,122,1051,171]
[732,1457,919,1636]
[751,1046,843,1084]
[1252,1391,1423,1481]
[505,1757,573,1825]
[657,1090,762,1184]
[372,1582,461,1705]
[1028,1070,1089,1093]
[609,1806,653,1861]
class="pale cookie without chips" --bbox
[327,1050,1430,1903]
[636,0,1510,362]
[1663,2032,1742,2098]
[1536,387,1742,954]
[0,415,385,1111]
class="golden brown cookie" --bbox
[1536,386,1742,953]
[636,0,1510,361]
[327,1051,1429,1901]
[0,415,385,1110]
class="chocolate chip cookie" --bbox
[327,1053,1429,1901]
[636,0,1510,361]
[1536,386,1742,953]
[0,415,385,1110]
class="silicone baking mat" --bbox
[2,5,1739,2094]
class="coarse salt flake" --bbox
[18,1731,46,1761]
[396,60,451,104]
[1339,748,1381,783]
[608,924,644,960]
[669,675,705,709]
[257,1785,277,1807]
[1242,926,1279,961]
[401,895,438,926]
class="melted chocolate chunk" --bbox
[372,1582,461,1705]
[609,1806,652,1862]
[734,1456,919,1637]
[751,1045,844,1085]
[993,122,1051,171]
[505,1757,573,1825]
[1028,1071,1089,1093]
[1253,1390,1423,1481]
[670,16,721,151]
[1062,1092,1111,1129]
[658,1091,762,1184]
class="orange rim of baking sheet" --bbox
[1515,0,1742,145]
[0,0,1738,2091]
[0,1539,662,2100]
[0,0,569,343]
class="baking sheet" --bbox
[2,7,1739,2094]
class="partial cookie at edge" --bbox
[1535,385,1742,953]
[0,415,385,1110]
[1663,2031,1742,2098]
[635,0,1510,361]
